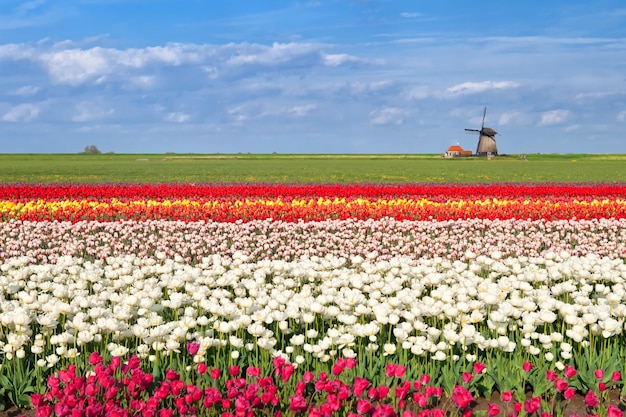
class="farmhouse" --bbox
[444,145,473,158]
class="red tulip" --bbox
[451,385,474,409]
[563,365,577,378]
[524,396,541,414]
[493,391,510,404]
[473,362,486,374]
[584,389,600,407]
[487,403,500,416]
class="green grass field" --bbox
[0,153,625,183]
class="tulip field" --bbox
[1,180,626,417]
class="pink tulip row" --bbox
[29,352,625,417]
[1,218,624,265]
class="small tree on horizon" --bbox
[83,145,101,154]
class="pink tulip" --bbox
[197,363,207,375]
[412,392,427,408]
[607,404,624,417]
[524,396,541,414]
[487,403,500,416]
[332,363,345,376]
[501,391,513,402]
[564,387,576,400]
[345,358,357,369]
[555,378,568,392]
[165,369,180,381]
[303,371,315,383]
[563,365,577,378]
[110,356,121,370]
[288,395,308,413]
[353,377,370,397]
[228,365,240,377]
[385,363,407,378]
[378,385,390,400]
[451,385,474,409]
[473,362,486,374]
[461,372,473,383]
[395,381,411,400]
[584,389,600,407]
[186,342,200,355]
[89,352,103,366]
[356,398,372,414]
[432,409,445,417]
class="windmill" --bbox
[465,107,498,156]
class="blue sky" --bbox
[1,0,625,154]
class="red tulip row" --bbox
[1,183,625,201]
[31,352,624,417]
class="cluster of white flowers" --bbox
[0,218,624,265]
[1,251,625,368]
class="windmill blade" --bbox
[465,128,480,132]
[481,107,487,129]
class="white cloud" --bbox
[41,47,110,85]
[564,124,581,132]
[400,12,421,18]
[12,85,40,96]
[288,104,317,117]
[346,80,393,95]
[574,91,613,101]
[127,75,156,89]
[0,40,371,89]
[38,43,205,85]
[322,53,363,67]
[202,66,219,79]
[0,43,34,60]
[445,81,519,96]
[618,111,626,122]
[16,0,47,14]
[369,107,405,125]
[539,109,570,126]
[498,111,527,126]
[227,105,248,122]
[225,42,322,66]
[165,112,190,123]
[2,103,40,122]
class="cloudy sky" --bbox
[1,0,625,154]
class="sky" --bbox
[1,1,625,154]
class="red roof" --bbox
[446,145,465,152]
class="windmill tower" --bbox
[465,107,498,156]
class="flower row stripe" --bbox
[2,198,626,221]
[2,182,626,200]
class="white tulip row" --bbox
[1,250,625,369]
